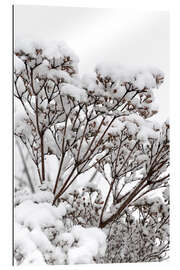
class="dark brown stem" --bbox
[82,116,105,160]
[29,68,46,182]
[52,166,77,205]
[99,141,139,226]
[83,116,117,166]
[40,132,45,182]
[53,152,65,194]
[54,171,80,201]
[53,107,72,194]
[99,175,149,228]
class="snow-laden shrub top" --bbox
[15,39,79,74]
[95,63,164,90]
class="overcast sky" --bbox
[14,5,169,121]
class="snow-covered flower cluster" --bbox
[14,39,169,265]
[14,185,106,265]
[105,194,169,263]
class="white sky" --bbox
[14,5,169,121]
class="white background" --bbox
[0,0,179,269]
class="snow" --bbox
[15,76,26,96]
[15,200,66,230]
[95,63,164,90]
[33,59,49,78]
[44,129,61,157]
[125,122,138,136]
[135,71,156,89]
[48,69,72,83]
[34,60,72,83]
[21,249,46,265]
[14,188,107,265]
[14,222,46,265]
[43,40,79,64]
[119,113,161,142]
[14,196,66,264]
[15,39,79,64]
[137,125,159,141]
[162,187,169,202]
[15,205,107,265]
[82,73,97,87]
[14,109,33,138]
[61,83,87,103]
[30,227,53,251]
[136,154,148,163]
[68,246,94,264]
[14,55,25,74]
[15,222,36,253]
[58,232,75,247]
[68,225,106,264]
